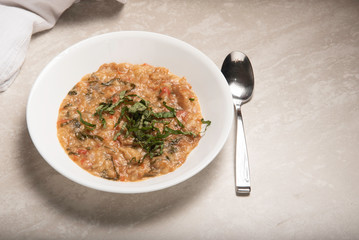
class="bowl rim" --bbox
[26,31,234,193]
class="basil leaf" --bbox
[75,131,103,141]
[87,134,104,141]
[68,90,77,95]
[201,118,211,132]
[113,132,122,141]
[153,111,175,118]
[114,106,128,128]
[164,126,197,137]
[77,110,96,129]
[101,78,119,86]
[128,102,147,113]
[91,91,202,164]
[162,101,184,128]
[119,90,127,99]
[163,101,175,112]
[176,118,185,128]
[75,132,87,141]
[63,103,72,109]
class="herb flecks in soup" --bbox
[57,63,210,181]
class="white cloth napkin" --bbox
[0,0,126,92]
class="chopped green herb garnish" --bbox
[101,78,118,86]
[92,93,198,163]
[94,90,133,128]
[175,118,185,128]
[75,131,87,141]
[163,126,197,137]
[87,134,104,141]
[114,106,128,128]
[163,101,184,128]
[128,102,147,113]
[88,91,211,164]
[113,132,122,141]
[108,156,120,180]
[63,103,72,109]
[189,98,195,101]
[73,119,81,128]
[201,118,211,132]
[119,90,127,99]
[68,151,79,156]
[152,111,175,118]
[77,110,96,130]
[87,80,98,85]
[75,131,103,141]
[163,101,175,112]
[68,90,77,95]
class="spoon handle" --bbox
[234,104,251,194]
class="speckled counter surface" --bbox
[1,1,359,239]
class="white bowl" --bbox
[26,31,233,193]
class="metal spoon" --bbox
[221,51,254,195]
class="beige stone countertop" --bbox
[1,0,359,239]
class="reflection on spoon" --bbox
[221,51,254,195]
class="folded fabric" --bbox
[0,0,126,92]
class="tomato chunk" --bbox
[112,96,119,103]
[78,149,88,155]
[160,86,171,97]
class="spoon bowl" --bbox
[221,51,254,195]
[222,51,254,104]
